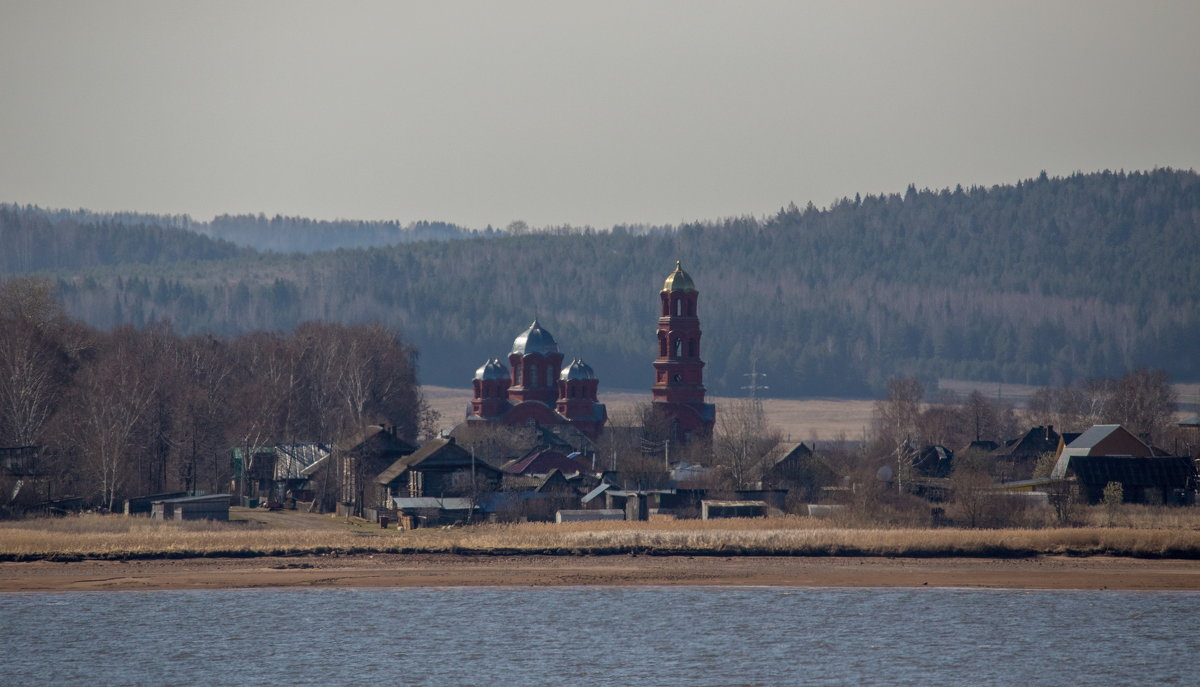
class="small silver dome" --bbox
[511,319,559,356]
[474,358,509,381]
[560,358,596,381]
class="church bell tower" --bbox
[651,261,715,440]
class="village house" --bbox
[376,436,503,502]
[1051,425,1197,504]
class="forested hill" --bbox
[8,169,1199,398]
[0,204,249,272]
[202,214,478,252]
[0,204,480,262]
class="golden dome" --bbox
[661,260,697,293]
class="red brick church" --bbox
[467,261,715,441]
[651,261,716,440]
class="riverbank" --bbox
[3,553,1199,592]
[5,512,1200,562]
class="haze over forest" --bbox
[3,169,1197,399]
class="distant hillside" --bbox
[9,169,1199,398]
[0,204,247,272]
[0,205,481,262]
[201,214,479,252]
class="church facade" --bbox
[467,261,715,441]
[468,319,607,438]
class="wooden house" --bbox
[761,442,839,502]
[990,426,1060,481]
[376,436,503,501]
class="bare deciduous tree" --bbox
[0,278,90,448]
[949,450,998,528]
[873,377,924,452]
[66,329,157,510]
[713,399,781,490]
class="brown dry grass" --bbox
[3,511,1199,561]
[422,385,876,441]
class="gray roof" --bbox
[375,437,499,485]
[1059,455,1196,489]
[511,319,559,355]
[560,358,596,381]
[273,443,330,480]
[392,497,473,510]
[1065,424,1125,451]
[474,358,509,381]
[581,482,612,503]
[153,493,231,504]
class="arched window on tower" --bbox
[674,297,683,316]
[673,338,682,358]
[659,333,667,357]
[688,339,696,357]
[528,362,538,387]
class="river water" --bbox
[2,586,1196,686]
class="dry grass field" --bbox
[423,380,1200,440]
[3,509,1199,562]
[422,385,876,441]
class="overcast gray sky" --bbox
[2,1,1197,229]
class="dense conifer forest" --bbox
[2,169,1197,398]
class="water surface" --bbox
[2,586,1196,686]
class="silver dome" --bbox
[511,319,559,356]
[474,358,509,381]
[560,358,596,381]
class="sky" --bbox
[2,1,1198,229]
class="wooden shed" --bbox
[701,500,767,520]
[151,494,231,521]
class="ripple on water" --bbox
[1,586,1198,686]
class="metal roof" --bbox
[153,493,231,504]
[511,318,559,355]
[391,497,474,510]
[1061,455,1196,489]
[581,483,612,504]
[559,358,596,381]
[475,358,509,381]
[1065,425,1126,451]
[662,260,697,292]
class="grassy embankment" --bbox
[2,507,1199,562]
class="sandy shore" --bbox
[3,553,1200,592]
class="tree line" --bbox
[4,168,1198,398]
[0,278,428,512]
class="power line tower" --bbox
[742,359,768,400]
